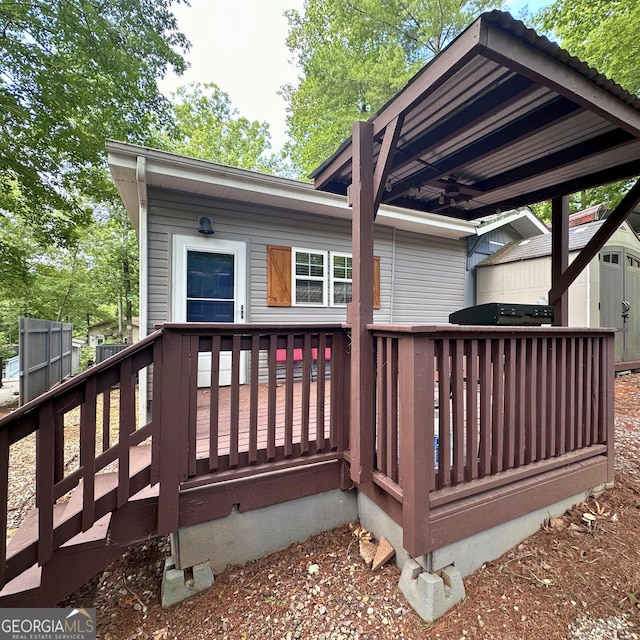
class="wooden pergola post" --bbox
[349,120,376,487]
[551,196,569,326]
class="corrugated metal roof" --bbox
[312,11,640,222]
[477,220,605,266]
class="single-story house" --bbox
[476,208,640,363]
[107,142,485,390]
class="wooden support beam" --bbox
[373,115,403,215]
[551,196,569,326]
[549,179,640,306]
[349,120,376,487]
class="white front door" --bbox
[173,235,247,386]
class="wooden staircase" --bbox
[0,446,159,606]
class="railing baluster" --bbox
[584,338,593,447]
[592,337,601,445]
[546,338,557,458]
[229,335,241,469]
[491,338,505,474]
[376,336,387,474]
[575,338,584,450]
[387,337,399,483]
[557,339,567,456]
[503,338,516,471]
[535,338,548,462]
[315,333,327,453]
[151,336,163,485]
[301,334,311,454]
[566,338,576,452]
[37,401,55,565]
[267,334,277,461]
[465,340,478,481]
[248,334,259,465]
[525,338,537,465]
[209,335,221,472]
[81,376,97,531]
[284,334,295,458]
[516,338,526,466]
[451,339,464,485]
[478,339,491,478]
[605,335,615,481]
[102,389,111,453]
[54,413,64,485]
[437,339,451,489]
[117,357,133,507]
[188,336,199,477]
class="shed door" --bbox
[173,236,247,386]
[623,251,640,361]
[600,248,640,363]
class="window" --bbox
[603,253,620,264]
[267,245,380,309]
[293,249,328,306]
[331,253,353,306]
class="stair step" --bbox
[0,563,41,598]
[62,444,153,518]
[6,504,68,558]
[62,513,111,547]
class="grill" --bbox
[449,302,554,326]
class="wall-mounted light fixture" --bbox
[198,216,214,235]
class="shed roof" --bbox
[477,219,610,266]
[312,11,640,221]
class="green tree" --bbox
[157,83,287,175]
[537,0,640,96]
[282,0,504,177]
[0,0,189,242]
[532,0,640,217]
[0,204,138,344]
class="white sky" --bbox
[160,0,551,154]
[160,0,305,153]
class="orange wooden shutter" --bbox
[267,245,292,306]
[373,256,381,309]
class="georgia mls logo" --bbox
[0,608,96,640]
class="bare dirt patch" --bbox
[58,373,640,638]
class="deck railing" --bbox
[371,325,615,557]
[0,323,350,591]
[155,324,351,532]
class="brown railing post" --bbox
[157,328,190,536]
[398,334,434,558]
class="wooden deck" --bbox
[194,380,332,458]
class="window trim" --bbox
[291,247,329,307]
[330,252,353,307]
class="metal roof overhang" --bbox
[311,11,640,221]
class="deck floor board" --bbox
[194,381,332,458]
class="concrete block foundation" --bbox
[161,556,214,608]
[171,489,358,574]
[399,559,465,622]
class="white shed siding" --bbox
[476,254,590,326]
[145,188,467,331]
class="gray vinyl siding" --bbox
[392,230,467,323]
[145,187,466,331]
[465,226,525,306]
